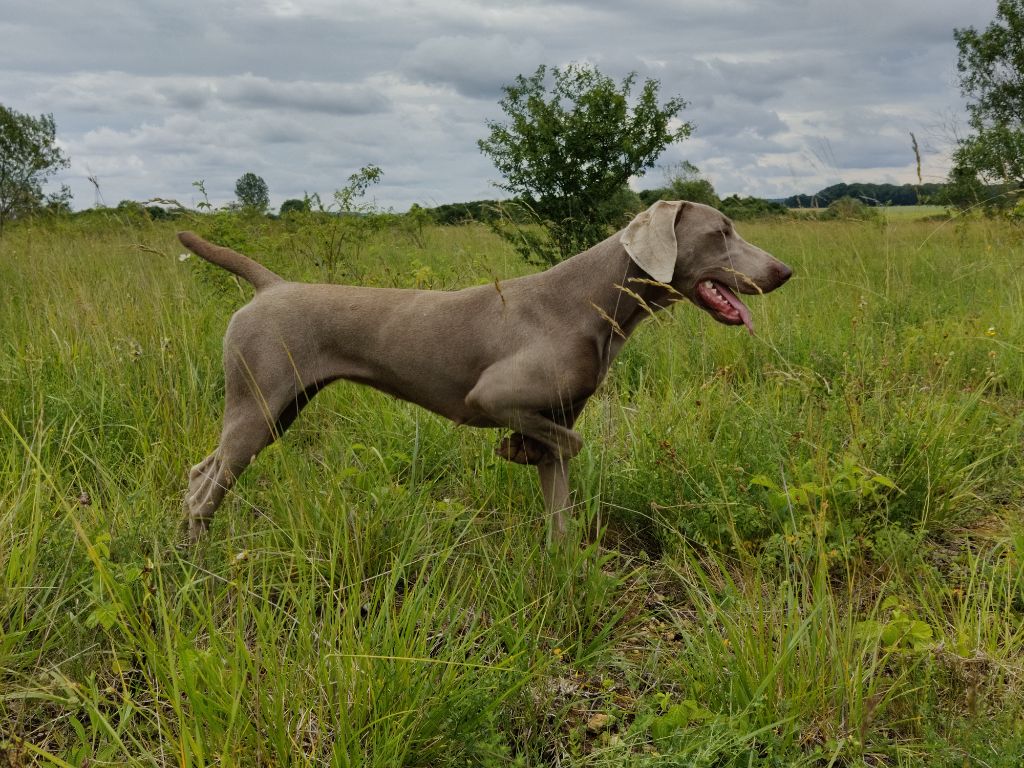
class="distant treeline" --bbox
[423,200,507,225]
[424,194,790,225]
[782,183,945,208]
[781,181,1018,208]
[87,179,1017,228]
[423,182,990,227]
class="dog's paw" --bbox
[496,433,550,465]
[175,512,210,547]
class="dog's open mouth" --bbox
[695,279,754,334]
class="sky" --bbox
[1,0,997,212]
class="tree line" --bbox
[779,181,1017,210]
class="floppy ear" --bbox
[619,200,684,283]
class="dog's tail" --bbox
[177,231,284,291]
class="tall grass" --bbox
[1,210,1021,765]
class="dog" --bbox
[178,200,791,541]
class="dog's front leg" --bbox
[537,456,571,540]
[465,363,588,539]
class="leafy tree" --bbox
[717,195,789,220]
[332,164,382,213]
[953,1,1024,186]
[479,64,691,264]
[287,165,384,277]
[234,172,270,212]
[425,199,505,226]
[821,196,879,221]
[639,161,720,208]
[0,105,71,233]
[279,198,310,216]
[935,164,986,211]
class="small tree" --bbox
[234,172,270,213]
[479,64,691,263]
[288,165,384,277]
[279,198,310,216]
[953,1,1024,188]
[332,164,382,213]
[936,163,986,211]
[0,105,71,233]
[640,161,720,208]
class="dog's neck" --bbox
[561,233,675,325]
[549,232,678,372]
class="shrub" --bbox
[820,196,879,220]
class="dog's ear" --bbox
[619,200,684,283]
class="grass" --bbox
[1,208,1022,766]
[878,205,948,221]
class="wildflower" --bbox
[986,326,996,337]
[178,253,191,262]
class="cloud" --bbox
[22,71,391,117]
[218,74,391,115]
[0,0,1001,210]
[403,35,544,99]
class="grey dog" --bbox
[178,200,792,541]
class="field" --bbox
[788,205,948,221]
[1,210,1022,766]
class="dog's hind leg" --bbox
[184,394,280,542]
[183,351,325,542]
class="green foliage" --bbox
[191,179,212,211]
[278,197,310,216]
[298,164,386,275]
[479,63,691,264]
[0,104,71,233]
[638,163,790,221]
[718,194,789,220]
[854,597,935,653]
[820,195,880,220]
[331,163,382,213]
[954,0,1024,185]
[785,181,943,208]
[423,199,505,225]
[648,697,714,741]
[233,171,270,212]
[750,457,900,518]
[640,161,721,209]
[935,163,988,211]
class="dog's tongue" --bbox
[716,282,754,335]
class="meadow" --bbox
[0,208,1021,766]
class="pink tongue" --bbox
[715,282,754,335]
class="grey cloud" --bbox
[402,35,544,99]
[1,0,1003,210]
[689,98,789,141]
[23,71,391,119]
[217,75,391,115]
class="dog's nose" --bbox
[775,262,793,284]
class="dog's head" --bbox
[620,200,792,333]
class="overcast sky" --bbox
[1,0,996,212]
